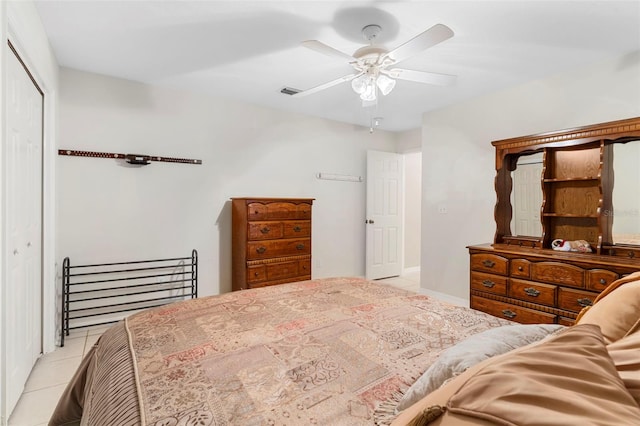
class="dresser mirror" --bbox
[611,140,640,245]
[510,151,543,238]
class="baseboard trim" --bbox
[419,288,469,308]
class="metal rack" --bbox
[61,250,198,346]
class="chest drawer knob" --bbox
[481,280,495,288]
[501,309,517,319]
[577,298,593,307]
[256,246,266,254]
[293,226,302,232]
[600,278,607,285]
[254,272,260,277]
[296,244,305,250]
[524,287,540,297]
[260,227,270,234]
[518,266,523,272]
[482,260,496,268]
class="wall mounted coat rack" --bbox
[58,149,202,165]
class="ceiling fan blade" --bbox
[385,68,457,86]
[384,24,454,64]
[301,40,356,62]
[291,72,362,98]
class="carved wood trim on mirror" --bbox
[469,117,640,325]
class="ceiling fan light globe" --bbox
[351,75,367,94]
[360,84,377,102]
[376,74,396,96]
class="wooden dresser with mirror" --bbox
[468,117,640,325]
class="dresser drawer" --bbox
[558,317,576,326]
[470,254,508,275]
[298,258,311,276]
[283,221,311,238]
[509,279,556,307]
[471,295,556,324]
[266,260,300,281]
[557,288,598,313]
[247,202,312,221]
[247,265,266,283]
[530,262,584,288]
[247,238,311,260]
[248,221,284,240]
[586,269,619,292]
[470,272,507,295]
[510,259,531,278]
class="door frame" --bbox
[2,5,58,421]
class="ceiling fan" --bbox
[291,23,456,102]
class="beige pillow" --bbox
[393,324,640,426]
[577,272,640,343]
[608,328,640,406]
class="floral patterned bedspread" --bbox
[123,277,508,425]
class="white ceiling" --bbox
[34,1,640,132]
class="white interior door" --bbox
[5,45,43,416]
[366,150,403,279]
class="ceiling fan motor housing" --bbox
[353,45,389,63]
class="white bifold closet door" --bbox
[5,44,43,416]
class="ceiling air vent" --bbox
[280,87,301,96]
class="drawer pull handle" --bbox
[577,298,593,308]
[501,309,517,319]
[296,244,305,250]
[293,226,302,232]
[599,278,607,285]
[254,272,259,276]
[256,246,266,254]
[517,266,523,272]
[482,260,496,268]
[524,287,540,297]
[260,227,270,234]
[481,280,495,288]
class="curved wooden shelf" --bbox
[542,213,598,218]
[543,177,599,183]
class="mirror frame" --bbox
[492,117,640,251]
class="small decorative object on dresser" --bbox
[232,197,314,291]
[469,117,640,325]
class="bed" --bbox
[49,277,511,425]
[50,274,640,425]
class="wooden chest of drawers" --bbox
[468,244,640,325]
[232,197,314,291]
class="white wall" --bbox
[403,152,421,269]
[420,51,640,301]
[56,68,397,302]
[395,128,422,271]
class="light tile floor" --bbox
[377,270,420,293]
[8,325,110,426]
[7,271,420,426]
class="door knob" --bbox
[366,219,375,224]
